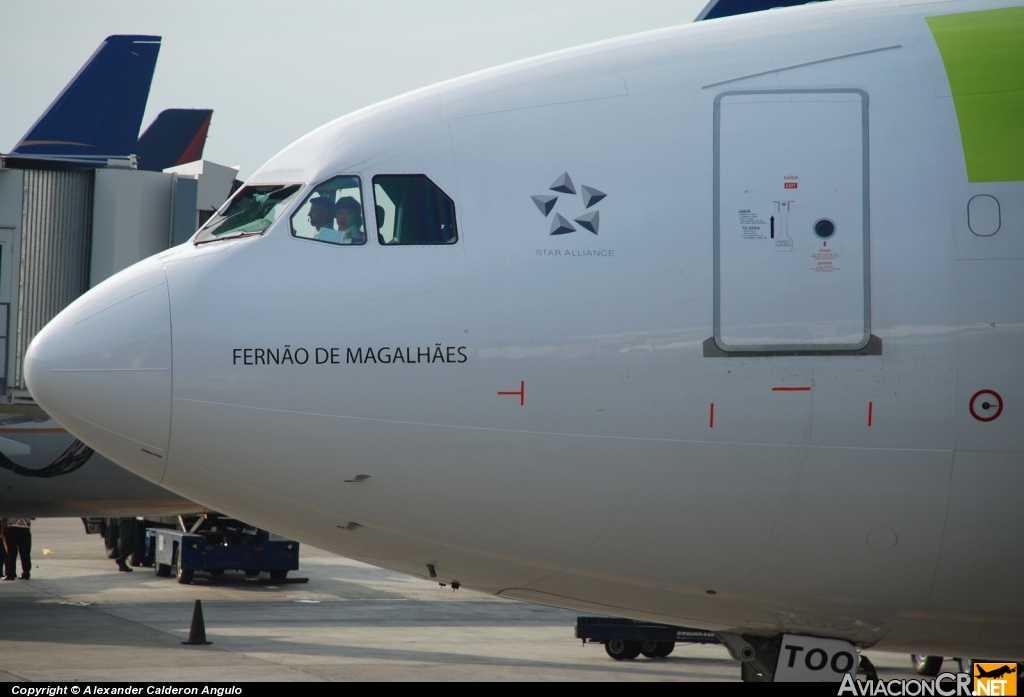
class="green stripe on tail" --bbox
[926,6,1024,183]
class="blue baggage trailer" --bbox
[575,616,721,660]
[147,516,300,584]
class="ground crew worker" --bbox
[116,517,138,572]
[4,516,33,580]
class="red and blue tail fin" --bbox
[136,109,213,172]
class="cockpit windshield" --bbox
[193,184,302,244]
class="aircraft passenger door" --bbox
[714,90,871,353]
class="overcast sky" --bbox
[0,1,705,179]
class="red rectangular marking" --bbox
[784,182,798,189]
[868,401,873,427]
[772,387,811,391]
[709,403,714,428]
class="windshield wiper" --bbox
[194,230,264,245]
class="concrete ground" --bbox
[0,518,930,682]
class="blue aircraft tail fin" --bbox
[136,109,213,172]
[696,0,830,21]
[12,35,161,162]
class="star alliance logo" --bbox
[531,172,606,236]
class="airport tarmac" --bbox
[0,518,930,682]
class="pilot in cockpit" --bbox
[334,197,365,245]
[308,197,338,242]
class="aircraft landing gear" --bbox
[912,654,943,676]
[722,632,864,682]
[719,633,781,682]
[859,655,878,681]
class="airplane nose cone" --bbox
[24,257,172,483]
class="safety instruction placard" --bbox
[810,240,840,272]
[739,209,768,239]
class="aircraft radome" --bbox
[23,0,1024,679]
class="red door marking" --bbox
[969,389,1003,422]
[498,381,525,406]
[772,387,811,391]
[709,403,714,428]
[868,401,873,427]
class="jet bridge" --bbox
[0,160,238,412]
[0,34,236,521]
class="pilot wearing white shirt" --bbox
[334,197,365,245]
[308,197,341,243]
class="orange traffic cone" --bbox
[182,599,212,645]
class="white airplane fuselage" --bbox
[24,0,1024,658]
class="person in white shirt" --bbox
[309,197,341,243]
[334,197,365,245]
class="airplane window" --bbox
[194,184,301,244]
[373,175,457,245]
[289,175,366,246]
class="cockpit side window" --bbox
[194,184,301,244]
[372,175,457,245]
[289,176,366,246]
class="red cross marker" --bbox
[499,381,525,406]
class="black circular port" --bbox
[814,219,836,239]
